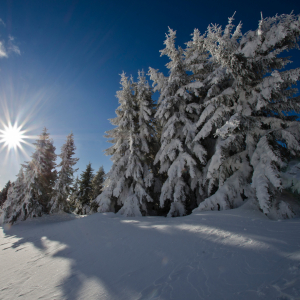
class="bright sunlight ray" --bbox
[0,123,27,151]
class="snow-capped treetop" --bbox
[55,133,79,194]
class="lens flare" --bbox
[0,123,27,150]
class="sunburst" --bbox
[0,123,27,150]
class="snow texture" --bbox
[1,204,300,300]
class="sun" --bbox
[0,123,26,150]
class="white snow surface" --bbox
[1,201,300,300]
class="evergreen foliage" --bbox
[0,169,26,224]
[0,128,57,223]
[49,133,79,214]
[69,176,80,210]
[0,180,11,207]
[99,12,300,219]
[193,12,300,218]
[90,166,106,212]
[91,166,105,200]
[74,163,94,215]
[1,12,300,223]
[95,72,157,216]
[149,28,215,216]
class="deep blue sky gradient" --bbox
[0,0,299,188]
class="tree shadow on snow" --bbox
[1,209,300,300]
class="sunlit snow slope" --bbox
[0,200,300,300]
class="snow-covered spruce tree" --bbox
[148,28,216,216]
[193,13,300,218]
[0,180,11,207]
[183,28,237,206]
[90,166,105,212]
[95,72,155,216]
[69,175,80,210]
[49,133,79,214]
[1,128,57,223]
[0,169,25,224]
[91,166,105,200]
[74,163,94,214]
[132,70,158,215]
[22,128,57,218]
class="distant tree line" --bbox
[0,129,105,224]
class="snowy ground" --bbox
[1,201,300,300]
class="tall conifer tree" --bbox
[193,13,300,218]
[95,72,156,216]
[91,166,105,200]
[0,180,11,207]
[74,163,94,214]
[1,128,57,223]
[149,28,213,216]
[0,169,25,224]
[49,133,79,213]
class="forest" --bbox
[1,12,300,224]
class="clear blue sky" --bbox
[0,0,299,188]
